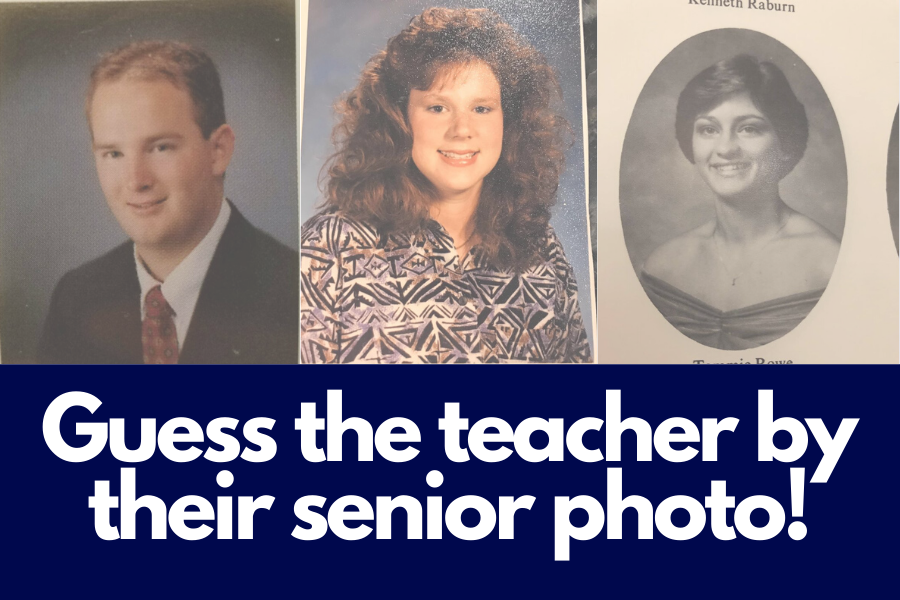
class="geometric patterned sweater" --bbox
[301,210,592,363]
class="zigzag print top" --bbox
[301,210,592,364]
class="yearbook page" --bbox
[597,0,899,363]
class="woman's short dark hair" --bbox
[675,54,808,176]
[323,7,569,271]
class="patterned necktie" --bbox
[142,285,179,364]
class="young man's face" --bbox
[89,78,232,261]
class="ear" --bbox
[209,124,235,177]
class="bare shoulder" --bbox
[642,221,714,281]
[786,212,840,246]
[783,212,841,281]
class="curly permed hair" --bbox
[322,7,569,271]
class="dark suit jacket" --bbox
[38,205,298,364]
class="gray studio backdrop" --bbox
[301,0,594,355]
[620,28,847,275]
[0,0,297,363]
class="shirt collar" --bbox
[135,199,232,319]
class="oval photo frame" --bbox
[887,108,899,254]
[619,28,847,351]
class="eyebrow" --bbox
[146,133,185,142]
[695,114,766,122]
[92,133,185,151]
[419,93,501,104]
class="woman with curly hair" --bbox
[301,7,591,363]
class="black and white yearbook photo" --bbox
[619,29,846,351]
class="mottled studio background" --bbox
[301,0,594,354]
[583,0,596,290]
[0,0,297,363]
[620,28,847,275]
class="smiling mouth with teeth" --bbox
[438,150,478,159]
[128,198,167,210]
[712,162,750,173]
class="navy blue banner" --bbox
[4,366,894,598]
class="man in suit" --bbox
[38,41,298,364]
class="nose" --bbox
[447,112,472,139]
[126,155,154,193]
[715,131,740,157]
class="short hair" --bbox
[675,54,808,176]
[87,40,226,139]
[323,8,569,271]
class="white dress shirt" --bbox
[135,200,232,349]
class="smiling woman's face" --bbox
[691,92,785,199]
[407,61,503,203]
